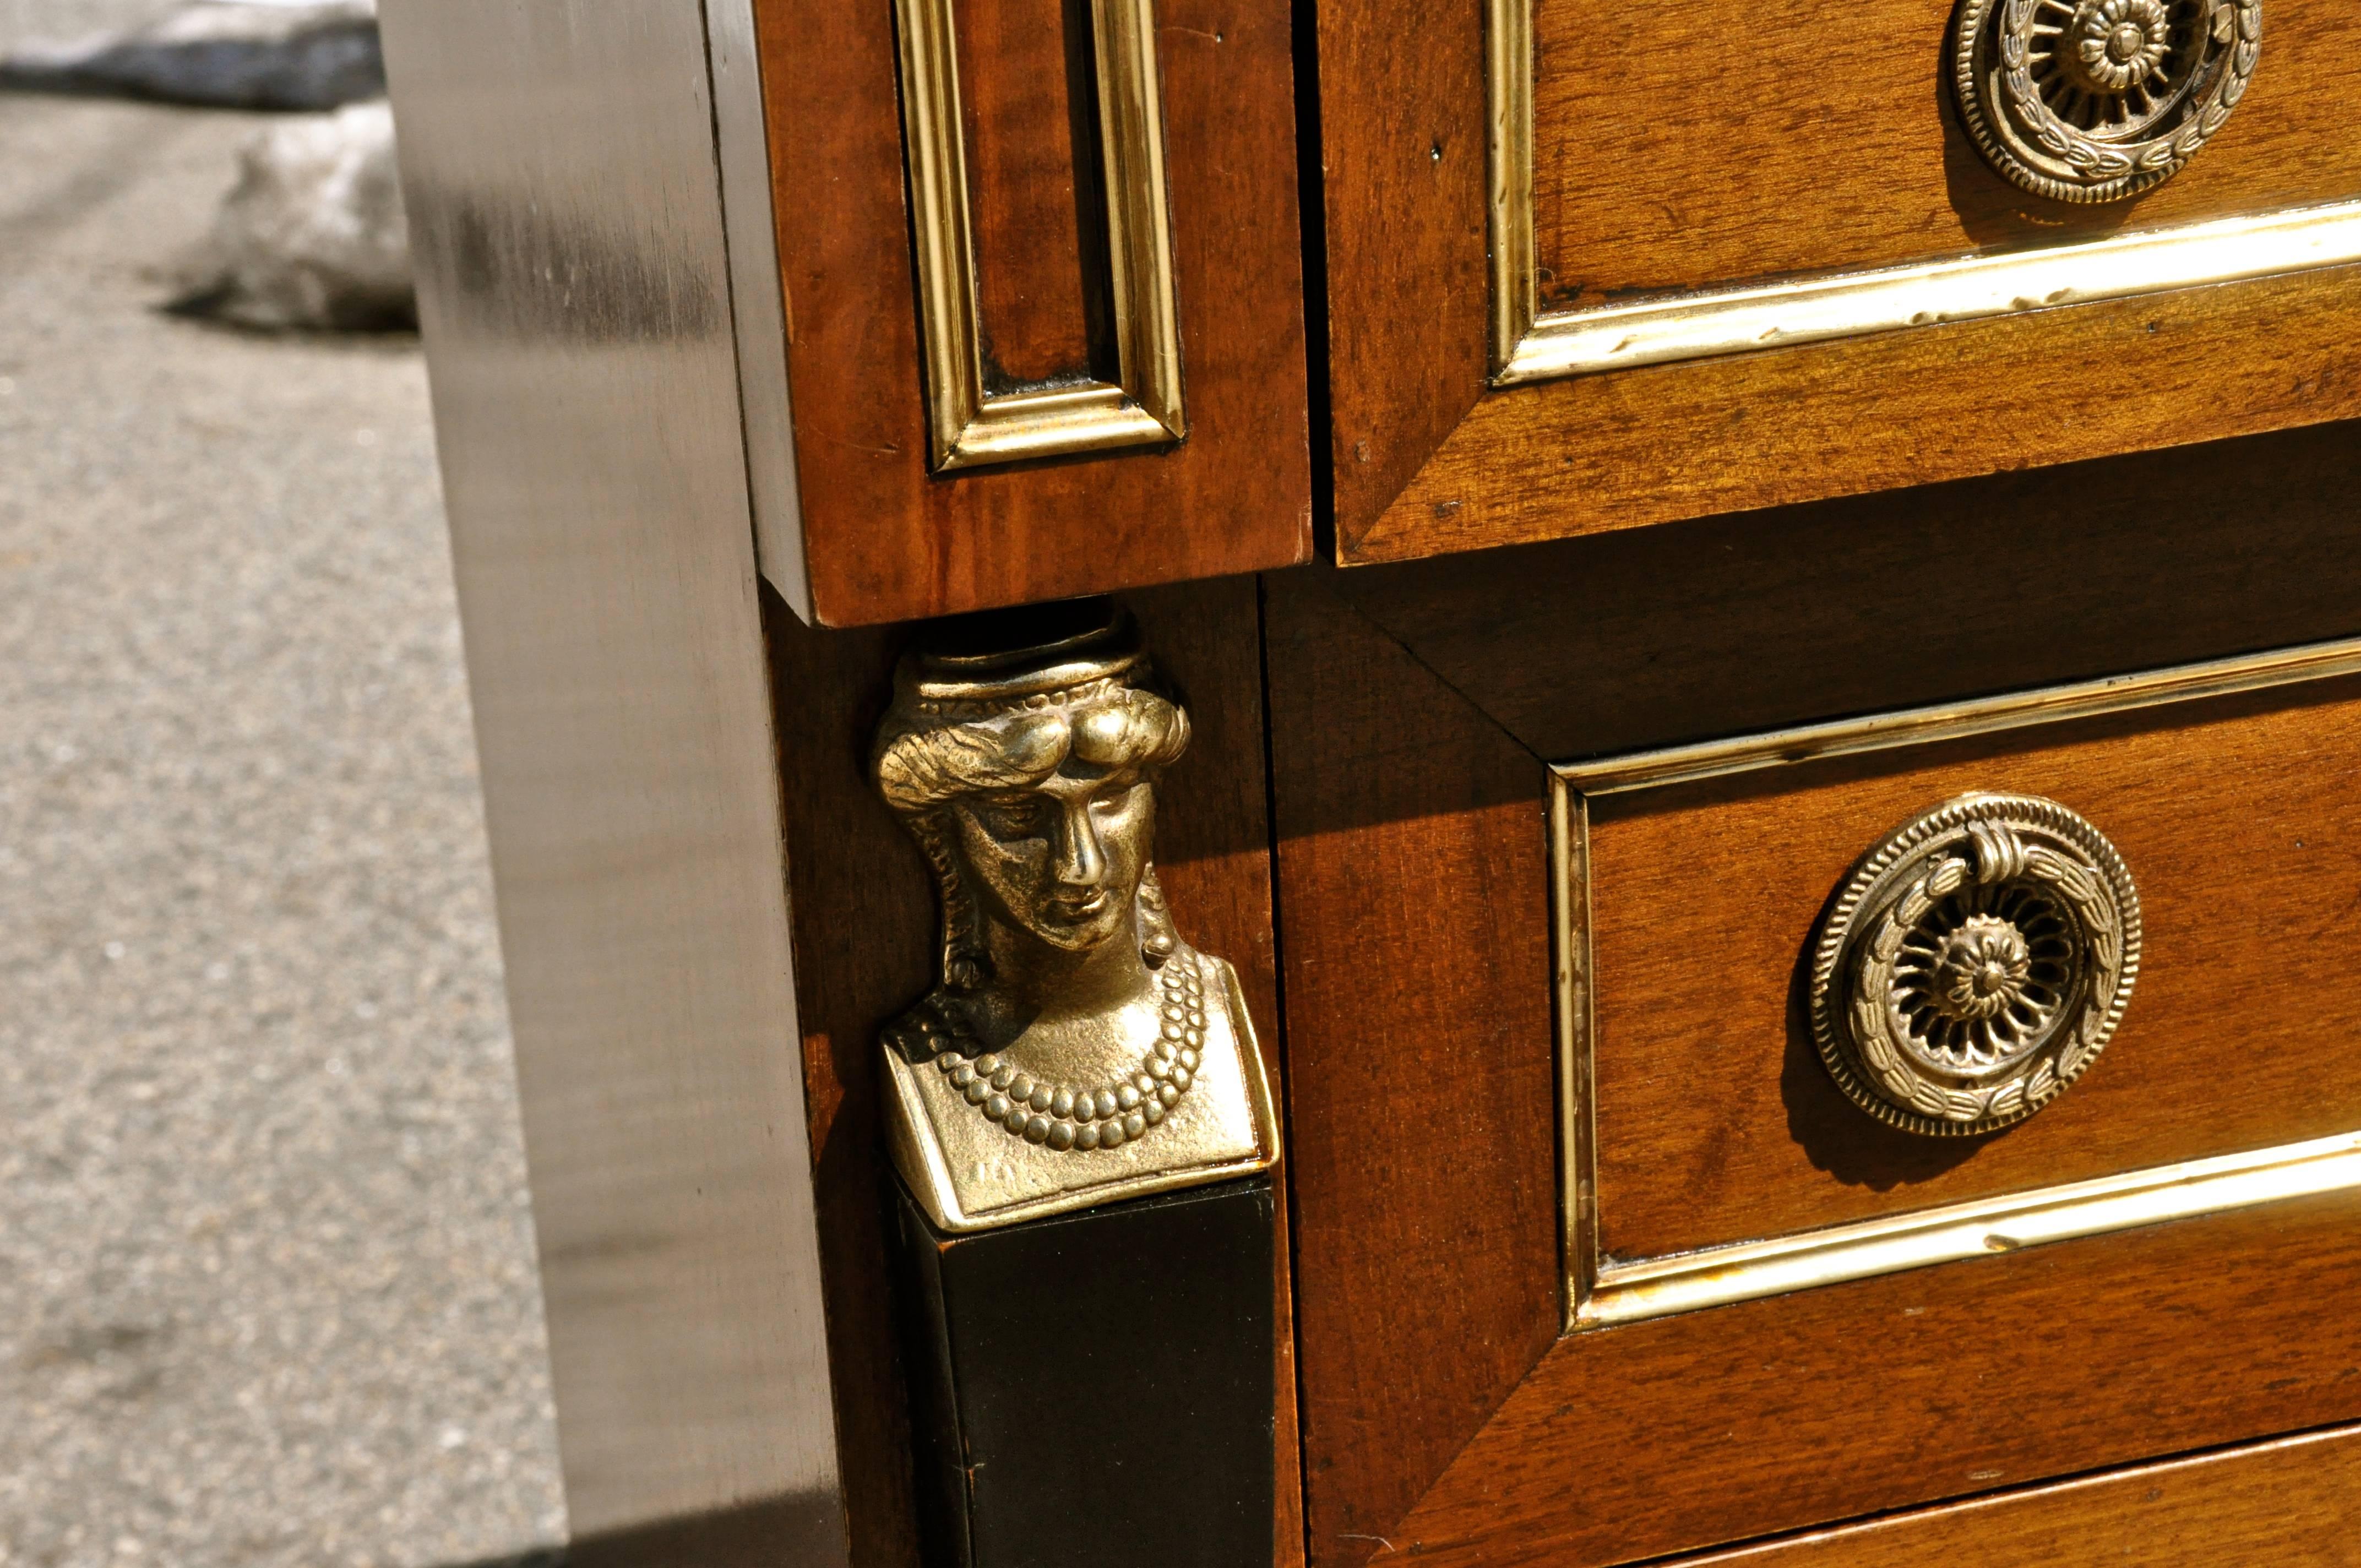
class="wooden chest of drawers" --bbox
[377,0,2361,1563]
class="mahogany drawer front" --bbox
[1567,649,2361,1319]
[1314,0,2361,568]
[1528,0,2361,309]
[1678,1423,2361,1566]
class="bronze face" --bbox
[947,767,1155,956]
[924,684,1177,962]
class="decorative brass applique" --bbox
[1952,0,2262,203]
[872,604,1277,1231]
[1809,794,2142,1137]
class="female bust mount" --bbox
[873,603,1278,1232]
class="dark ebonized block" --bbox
[895,1177,1276,1568]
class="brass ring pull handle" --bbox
[1810,794,2142,1137]
[1953,0,2262,203]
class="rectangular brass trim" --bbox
[1551,633,2361,1333]
[1549,779,1599,1305]
[1560,635,2361,797]
[894,0,1185,471]
[1483,0,2361,386]
[1580,1133,2361,1330]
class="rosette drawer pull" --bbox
[1953,0,2261,203]
[1810,793,2142,1137]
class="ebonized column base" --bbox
[895,1175,1276,1568]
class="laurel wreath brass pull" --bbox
[1952,0,2261,203]
[1809,794,2142,1137]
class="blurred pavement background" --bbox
[1,3,567,1564]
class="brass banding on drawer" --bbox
[1553,635,2361,1331]
[1484,0,2360,387]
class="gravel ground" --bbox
[0,43,566,1568]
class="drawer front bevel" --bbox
[1275,509,2361,1567]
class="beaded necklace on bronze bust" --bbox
[920,946,1208,1153]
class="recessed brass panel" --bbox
[894,0,1186,470]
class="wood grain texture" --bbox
[1383,1190,2361,1566]
[1343,264,2361,563]
[763,600,917,1568]
[1263,571,1560,1568]
[1678,1422,2361,1565]
[1327,420,2361,764]
[750,0,1310,625]
[1530,0,2361,306]
[764,578,1302,1567]
[959,0,1101,389]
[1309,0,1489,547]
[1587,678,2361,1260]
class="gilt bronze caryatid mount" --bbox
[872,603,1279,1231]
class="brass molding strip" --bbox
[1483,0,2361,386]
[1497,201,2361,387]
[1549,778,1600,1308]
[1484,0,1537,377]
[894,0,1185,471]
[1558,635,2361,797]
[1579,1132,2361,1330]
[1551,634,2361,1333]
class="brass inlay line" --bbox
[894,0,1184,470]
[1551,634,2361,1333]
[1483,0,2361,386]
[1484,0,1537,378]
[1580,1132,2361,1330]
[1549,780,1600,1306]
[1557,634,2361,797]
